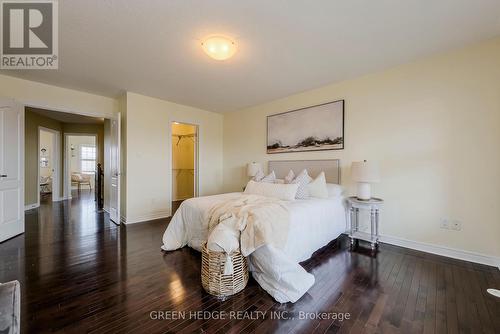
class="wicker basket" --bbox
[201,242,249,298]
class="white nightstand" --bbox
[347,196,384,254]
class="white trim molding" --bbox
[24,203,39,211]
[121,210,171,225]
[380,235,500,269]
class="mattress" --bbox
[163,192,347,262]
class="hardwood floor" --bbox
[1,195,499,333]
[172,200,185,216]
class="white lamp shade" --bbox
[247,162,262,177]
[351,160,380,183]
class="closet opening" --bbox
[171,122,198,215]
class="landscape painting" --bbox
[267,100,344,153]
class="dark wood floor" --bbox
[0,193,499,333]
[172,199,185,216]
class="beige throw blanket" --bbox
[207,194,289,256]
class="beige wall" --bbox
[223,37,500,258]
[123,92,223,223]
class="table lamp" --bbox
[351,160,380,200]
[246,162,262,179]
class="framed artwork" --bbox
[40,148,50,167]
[267,99,344,154]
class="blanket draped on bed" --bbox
[161,194,315,303]
[207,194,289,256]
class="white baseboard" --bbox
[380,235,500,269]
[24,203,39,211]
[122,210,171,225]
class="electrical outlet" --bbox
[451,220,462,231]
[440,219,449,229]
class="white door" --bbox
[109,116,120,224]
[0,99,24,242]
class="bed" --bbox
[162,159,347,303]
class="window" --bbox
[80,145,96,174]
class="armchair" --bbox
[71,173,92,192]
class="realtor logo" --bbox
[1,0,58,69]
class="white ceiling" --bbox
[3,0,500,113]
[28,107,104,124]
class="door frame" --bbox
[19,101,119,214]
[108,117,121,224]
[37,126,61,206]
[169,120,199,216]
[63,133,98,199]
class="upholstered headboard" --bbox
[268,159,341,184]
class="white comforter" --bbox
[161,192,346,303]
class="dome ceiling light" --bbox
[201,35,237,61]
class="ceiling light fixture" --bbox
[201,35,237,61]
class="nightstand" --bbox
[347,196,384,254]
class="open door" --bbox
[109,115,120,224]
[0,99,24,242]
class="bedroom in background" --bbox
[38,128,58,204]
[171,122,198,214]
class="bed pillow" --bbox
[253,170,276,183]
[326,183,344,197]
[290,169,312,199]
[260,170,276,183]
[284,170,295,184]
[253,169,264,181]
[244,180,299,201]
[308,172,328,199]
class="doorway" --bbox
[38,127,60,206]
[171,122,198,214]
[65,134,98,199]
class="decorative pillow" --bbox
[291,169,312,199]
[284,170,295,184]
[274,178,285,184]
[260,170,276,183]
[308,172,328,199]
[326,183,344,197]
[244,180,299,201]
[253,170,276,183]
[253,169,265,181]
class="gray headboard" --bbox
[268,159,341,184]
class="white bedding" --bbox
[161,192,346,302]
